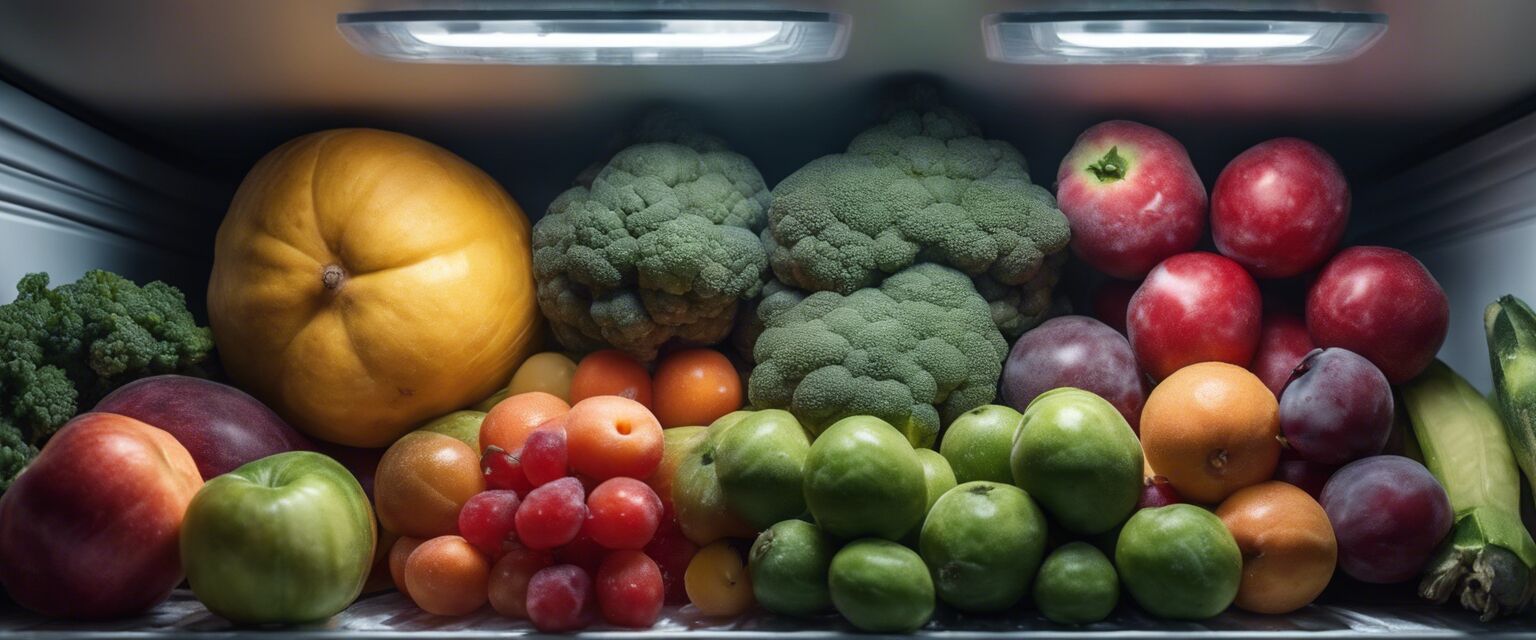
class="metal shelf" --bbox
[2,589,1533,639]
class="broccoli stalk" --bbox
[0,270,213,490]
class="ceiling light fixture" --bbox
[984,10,1387,65]
[337,10,850,65]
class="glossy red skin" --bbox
[1250,310,1316,398]
[1090,279,1139,334]
[1057,121,1208,279]
[643,525,697,605]
[1321,455,1452,584]
[1306,247,1449,384]
[1001,315,1148,432]
[583,478,663,551]
[1127,252,1263,381]
[595,550,664,628]
[93,375,310,480]
[1212,138,1349,278]
[0,413,203,618]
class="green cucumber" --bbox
[1404,359,1536,620]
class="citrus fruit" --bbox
[1116,504,1241,620]
[828,539,934,633]
[1216,481,1337,614]
[1034,542,1118,625]
[1140,362,1281,504]
[1010,388,1143,534]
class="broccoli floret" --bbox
[763,103,1071,338]
[0,270,212,490]
[533,141,772,361]
[748,263,1007,448]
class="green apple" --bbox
[181,451,376,623]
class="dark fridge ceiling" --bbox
[1,0,1534,216]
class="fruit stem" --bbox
[1086,147,1129,183]
[321,264,346,291]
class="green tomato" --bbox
[416,410,486,450]
[181,451,376,624]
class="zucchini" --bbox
[1487,295,1536,502]
[1403,360,1536,620]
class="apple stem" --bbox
[1087,146,1129,183]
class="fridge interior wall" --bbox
[2,0,1536,391]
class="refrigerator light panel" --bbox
[985,11,1387,65]
[337,10,849,65]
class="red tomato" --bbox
[652,349,742,428]
[570,350,653,408]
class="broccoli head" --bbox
[748,263,1007,448]
[762,104,1071,338]
[533,141,772,361]
[0,270,213,490]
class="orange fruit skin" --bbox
[1217,481,1337,614]
[403,535,491,616]
[571,350,654,408]
[652,349,743,428]
[1140,362,1280,504]
[375,432,486,538]
[480,392,570,454]
[565,396,665,480]
[388,536,425,598]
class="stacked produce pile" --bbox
[1,105,1535,632]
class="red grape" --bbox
[584,478,663,550]
[483,446,533,494]
[1320,455,1452,584]
[458,490,521,555]
[488,546,553,619]
[526,564,593,632]
[515,477,587,550]
[595,550,664,628]
[522,428,569,487]
[643,524,698,605]
[555,533,608,576]
[1280,348,1394,465]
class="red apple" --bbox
[0,413,203,618]
[1211,138,1349,278]
[1250,309,1316,398]
[94,375,311,480]
[1090,279,1139,334]
[1306,246,1449,384]
[1056,121,1207,279]
[1127,252,1263,381]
